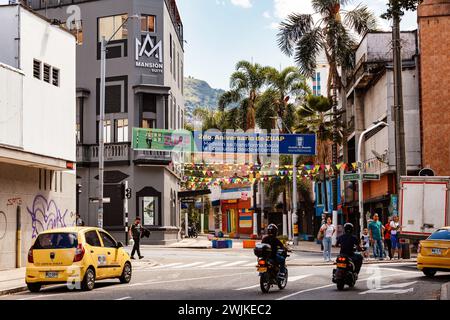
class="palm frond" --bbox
[344,4,378,35]
[277,13,314,56]
[294,27,323,77]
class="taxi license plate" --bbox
[257,267,267,272]
[46,271,58,278]
[337,263,347,268]
[431,248,442,255]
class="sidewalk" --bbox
[0,268,27,296]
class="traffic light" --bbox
[125,188,132,199]
[76,184,82,194]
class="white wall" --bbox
[0,5,19,68]
[0,63,23,148]
[20,7,76,162]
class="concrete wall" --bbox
[0,64,23,148]
[0,162,75,270]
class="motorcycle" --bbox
[332,253,361,290]
[187,226,198,238]
[253,243,289,293]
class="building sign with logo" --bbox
[135,34,163,73]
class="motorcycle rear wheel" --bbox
[337,280,345,291]
[260,274,271,293]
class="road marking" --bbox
[116,296,132,300]
[359,281,417,295]
[172,262,204,269]
[221,261,248,267]
[199,261,227,268]
[244,262,257,267]
[148,262,183,269]
[234,274,311,291]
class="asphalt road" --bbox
[1,247,448,300]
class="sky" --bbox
[176,0,418,90]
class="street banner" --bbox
[132,128,193,152]
[132,128,317,156]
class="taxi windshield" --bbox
[33,233,78,249]
[428,229,450,241]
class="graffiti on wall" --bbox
[27,195,75,238]
[7,197,22,206]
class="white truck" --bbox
[400,176,450,241]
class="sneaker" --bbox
[139,256,144,259]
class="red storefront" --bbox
[221,199,254,237]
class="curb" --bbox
[0,286,28,297]
[441,282,450,300]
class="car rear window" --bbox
[428,229,450,241]
[33,233,78,249]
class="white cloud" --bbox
[215,0,226,5]
[263,11,271,19]
[273,0,314,19]
[230,0,253,9]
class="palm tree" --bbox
[219,61,271,130]
[277,0,378,97]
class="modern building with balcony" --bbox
[0,1,76,269]
[27,0,185,244]
[342,31,421,228]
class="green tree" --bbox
[219,61,271,130]
[277,0,378,97]
[381,0,422,20]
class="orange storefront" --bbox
[221,199,254,237]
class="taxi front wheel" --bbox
[423,269,437,278]
[81,268,96,291]
[27,283,42,293]
[119,262,132,284]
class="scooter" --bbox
[254,243,289,293]
[187,226,198,238]
[332,253,360,290]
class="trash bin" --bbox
[401,243,411,259]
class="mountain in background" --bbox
[184,76,224,120]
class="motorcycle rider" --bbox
[261,224,287,277]
[336,223,363,274]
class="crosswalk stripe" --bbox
[244,262,257,267]
[148,262,183,269]
[221,261,248,267]
[199,261,227,268]
[233,274,311,291]
[172,262,204,269]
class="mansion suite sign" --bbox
[135,34,163,73]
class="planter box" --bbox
[243,240,257,249]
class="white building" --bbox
[0,1,76,269]
[306,51,330,97]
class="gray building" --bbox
[27,0,185,244]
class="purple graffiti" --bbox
[27,195,75,238]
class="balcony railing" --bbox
[77,143,130,163]
[134,150,172,162]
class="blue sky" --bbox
[177,0,418,90]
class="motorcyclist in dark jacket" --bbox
[261,224,287,276]
[336,223,363,274]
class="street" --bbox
[1,247,447,301]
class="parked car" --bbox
[417,227,450,277]
[26,227,132,292]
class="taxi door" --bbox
[83,230,109,279]
[98,230,121,277]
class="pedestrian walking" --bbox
[384,217,393,260]
[361,228,371,260]
[320,217,336,262]
[390,215,402,259]
[368,213,385,260]
[129,217,144,260]
[76,213,85,226]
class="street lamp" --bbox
[98,14,141,228]
[357,121,389,236]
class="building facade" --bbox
[418,0,450,176]
[0,2,76,269]
[28,0,185,244]
[343,31,421,229]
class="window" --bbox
[85,231,102,247]
[33,60,41,79]
[76,123,81,144]
[116,119,128,142]
[141,15,156,33]
[169,34,173,74]
[142,119,156,129]
[99,231,117,248]
[173,41,176,80]
[99,120,112,143]
[43,64,51,83]
[98,14,128,42]
[52,68,59,87]
[34,233,78,249]
[142,196,158,226]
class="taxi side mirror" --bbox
[117,242,124,248]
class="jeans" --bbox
[384,239,392,259]
[323,237,332,261]
[372,239,384,259]
[131,238,141,257]
[275,253,287,274]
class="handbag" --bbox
[317,228,325,241]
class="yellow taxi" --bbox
[417,226,450,277]
[26,227,132,292]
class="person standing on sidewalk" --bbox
[384,217,393,260]
[369,213,384,260]
[129,217,144,260]
[320,217,336,262]
[390,215,402,259]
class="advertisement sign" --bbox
[135,34,163,73]
[132,128,193,152]
[389,194,398,216]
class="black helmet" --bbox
[267,224,278,236]
[344,223,354,234]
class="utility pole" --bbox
[98,36,106,229]
[392,0,407,198]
